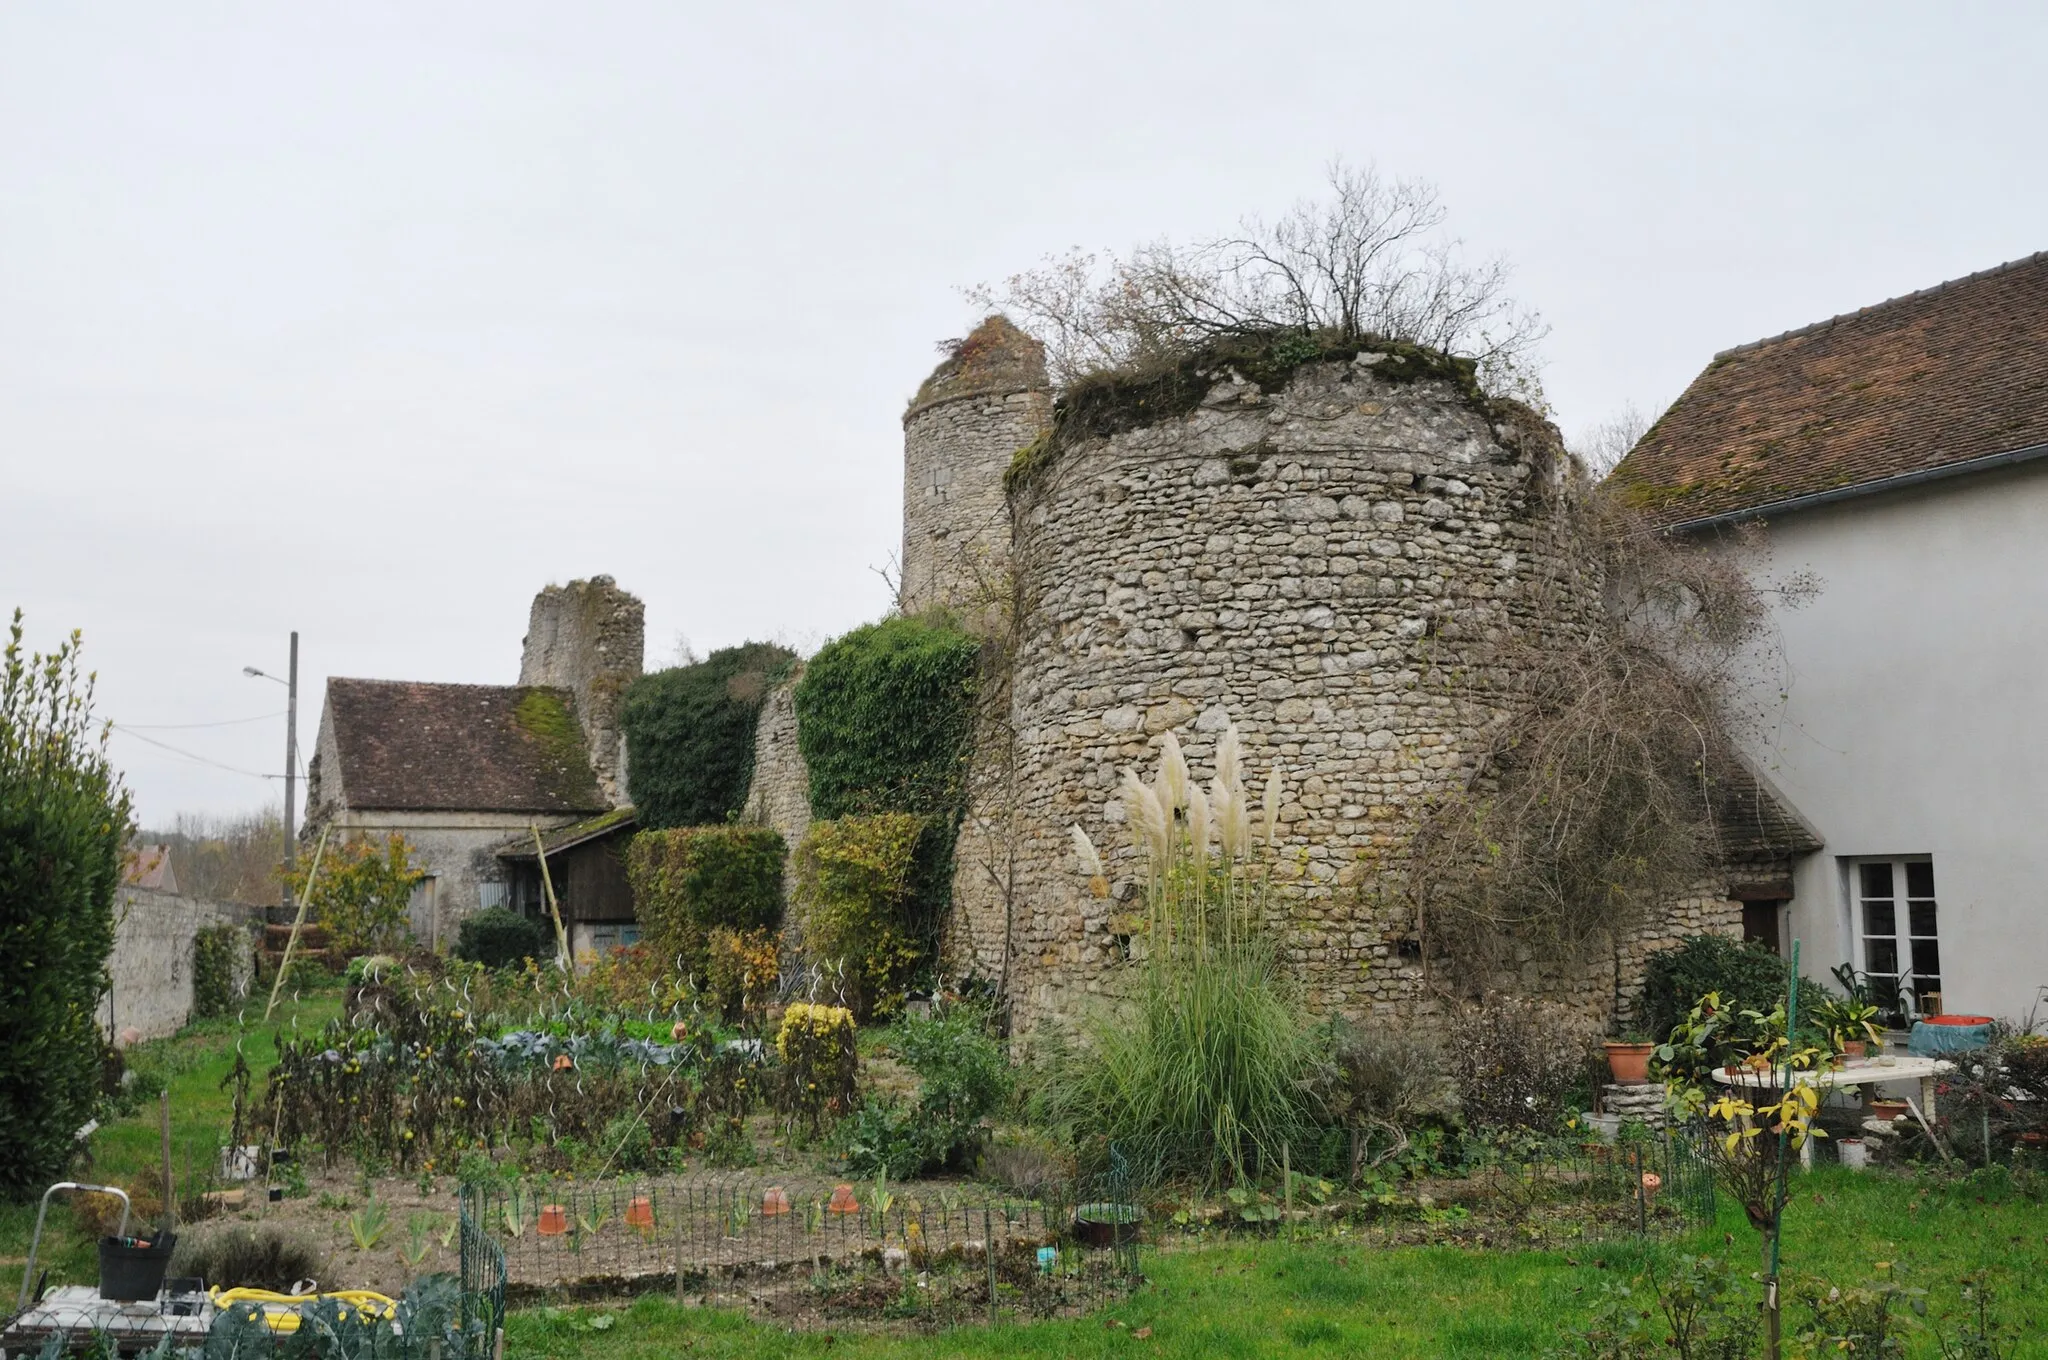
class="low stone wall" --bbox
[100,888,260,1045]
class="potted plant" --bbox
[1604,1031,1657,1084]
[1813,996,1883,1062]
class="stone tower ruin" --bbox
[518,575,645,806]
[948,351,1627,1032]
[899,316,1051,616]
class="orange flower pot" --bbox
[625,1196,655,1230]
[1640,1172,1663,1198]
[762,1186,792,1217]
[671,1021,689,1042]
[538,1204,569,1236]
[827,1183,860,1216]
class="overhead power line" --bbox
[108,724,280,780]
[119,710,287,730]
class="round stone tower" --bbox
[969,351,1602,1032]
[900,316,1051,617]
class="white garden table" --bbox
[1711,1056,1955,1166]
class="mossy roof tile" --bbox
[326,678,607,814]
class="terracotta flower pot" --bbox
[1842,1040,1868,1061]
[1639,1172,1662,1198]
[1605,1041,1656,1085]
[827,1183,860,1216]
[625,1196,655,1230]
[761,1186,792,1217]
[1869,1098,1911,1123]
[552,1054,573,1071]
[538,1204,569,1236]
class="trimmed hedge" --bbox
[454,908,546,970]
[794,617,979,821]
[794,813,928,1019]
[1,618,131,1195]
[623,642,797,830]
[1638,934,1828,1046]
[626,824,785,976]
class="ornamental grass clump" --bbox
[1056,722,1316,1186]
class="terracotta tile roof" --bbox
[325,679,607,814]
[124,844,178,892]
[1609,251,2048,527]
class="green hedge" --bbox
[623,642,797,830]
[1,617,131,1195]
[794,813,930,1019]
[454,907,546,970]
[626,824,785,976]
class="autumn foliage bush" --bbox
[625,824,784,979]
[793,813,927,1019]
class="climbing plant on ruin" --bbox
[622,641,796,829]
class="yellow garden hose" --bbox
[208,1287,398,1333]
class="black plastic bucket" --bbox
[1074,1203,1141,1248]
[99,1233,176,1301]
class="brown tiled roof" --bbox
[124,844,177,892]
[1609,251,2048,527]
[325,679,606,814]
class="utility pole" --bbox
[284,630,299,899]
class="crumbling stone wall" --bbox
[954,354,1613,1032]
[740,671,811,911]
[900,317,1051,617]
[100,888,259,1044]
[519,576,645,805]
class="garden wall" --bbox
[100,887,259,1044]
[955,354,1619,1032]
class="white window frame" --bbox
[1847,856,1941,1016]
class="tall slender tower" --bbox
[899,316,1051,618]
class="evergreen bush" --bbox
[454,908,545,970]
[0,613,132,1195]
[793,813,927,1019]
[1639,934,1827,1048]
[625,824,784,977]
[191,923,246,1019]
[623,642,796,829]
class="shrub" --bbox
[1639,934,1827,1049]
[978,1128,1076,1198]
[598,1113,656,1173]
[703,926,778,1024]
[454,908,545,970]
[1323,1019,1456,1132]
[793,814,927,1018]
[623,642,796,830]
[0,615,131,1195]
[1445,997,1603,1131]
[773,1002,859,1135]
[893,1005,1010,1170]
[627,825,785,977]
[834,1097,927,1181]
[171,1222,326,1291]
[287,833,423,957]
[192,924,247,1019]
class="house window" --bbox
[1852,858,1941,1013]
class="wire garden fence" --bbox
[460,1163,1141,1331]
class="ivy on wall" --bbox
[626,824,785,978]
[794,617,979,821]
[623,642,797,830]
[793,616,981,993]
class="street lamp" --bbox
[244,634,299,906]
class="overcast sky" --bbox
[4,3,2042,828]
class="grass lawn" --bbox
[0,986,342,1304]
[507,1166,2048,1359]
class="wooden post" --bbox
[263,826,330,1021]
[532,825,571,971]
[1282,1141,1293,1242]
[160,1090,176,1232]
